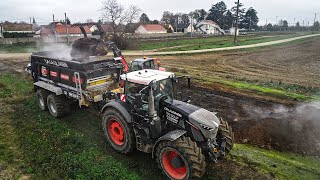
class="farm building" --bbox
[0,23,35,37]
[135,24,167,34]
[40,23,92,37]
[163,24,174,33]
[175,24,194,33]
[196,20,225,35]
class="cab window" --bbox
[131,61,141,71]
[143,60,155,69]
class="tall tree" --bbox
[191,9,207,23]
[152,19,160,24]
[313,21,320,31]
[266,23,273,31]
[241,7,259,30]
[101,0,140,34]
[282,20,288,30]
[161,11,174,24]
[224,10,233,29]
[231,1,246,28]
[206,1,227,28]
[139,13,150,24]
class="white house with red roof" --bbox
[196,20,225,35]
[135,24,167,34]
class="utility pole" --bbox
[294,18,296,26]
[312,13,317,33]
[52,14,55,22]
[248,17,252,32]
[233,0,240,43]
[65,13,69,45]
[276,16,278,25]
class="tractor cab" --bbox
[129,58,165,72]
[121,69,174,115]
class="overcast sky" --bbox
[0,0,319,26]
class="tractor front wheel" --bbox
[156,136,206,180]
[102,108,135,154]
[217,118,234,156]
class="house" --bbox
[229,27,239,36]
[40,23,92,37]
[175,24,194,33]
[135,24,167,34]
[196,20,225,35]
[2,23,34,33]
[0,23,35,38]
[163,24,174,33]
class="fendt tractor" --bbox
[28,25,234,180]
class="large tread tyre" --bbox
[156,136,206,180]
[217,118,234,156]
[35,89,50,111]
[102,108,135,154]
[47,94,67,118]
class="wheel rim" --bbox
[39,96,44,107]
[107,118,125,146]
[161,149,187,179]
[49,100,57,114]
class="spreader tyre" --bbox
[217,118,234,156]
[102,108,135,154]
[35,89,50,111]
[156,136,206,180]
[47,94,67,118]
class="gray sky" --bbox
[0,0,319,26]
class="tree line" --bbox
[139,1,259,30]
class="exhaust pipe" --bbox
[148,82,161,138]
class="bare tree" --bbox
[101,0,140,35]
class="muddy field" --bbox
[1,38,320,157]
[159,36,320,89]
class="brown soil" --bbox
[175,83,320,155]
[158,36,320,89]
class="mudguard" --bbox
[152,130,187,158]
[101,100,132,123]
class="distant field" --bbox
[131,32,312,51]
[157,35,320,100]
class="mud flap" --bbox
[151,130,187,159]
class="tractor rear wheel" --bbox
[217,118,234,156]
[102,108,135,154]
[47,94,67,118]
[35,89,50,111]
[156,136,206,180]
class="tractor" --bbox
[129,57,166,72]
[101,69,234,179]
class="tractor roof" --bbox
[121,70,175,85]
[132,58,155,62]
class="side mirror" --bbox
[183,96,191,103]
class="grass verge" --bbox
[0,42,39,53]
[231,144,320,179]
